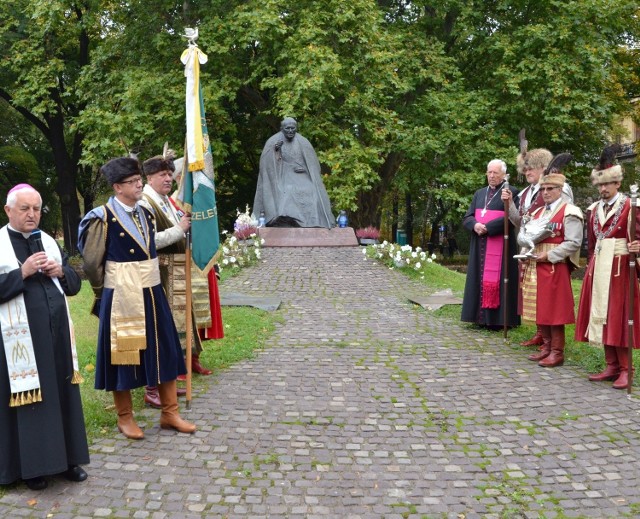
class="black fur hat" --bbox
[143,142,176,176]
[143,155,175,176]
[100,157,141,186]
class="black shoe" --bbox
[62,465,88,482]
[24,477,48,490]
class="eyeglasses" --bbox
[540,186,559,192]
[118,177,143,185]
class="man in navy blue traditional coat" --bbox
[78,157,195,439]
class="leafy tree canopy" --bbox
[0,0,638,242]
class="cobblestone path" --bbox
[2,246,640,518]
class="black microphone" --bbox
[31,229,45,253]
[31,230,45,273]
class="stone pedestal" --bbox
[257,227,358,247]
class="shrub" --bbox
[355,226,381,240]
[363,240,438,271]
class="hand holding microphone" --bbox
[24,230,62,278]
[23,251,47,278]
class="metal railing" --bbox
[618,141,638,159]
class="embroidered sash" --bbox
[104,258,160,365]
[158,253,212,331]
[588,238,628,343]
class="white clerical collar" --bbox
[7,224,32,239]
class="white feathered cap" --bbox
[172,157,185,180]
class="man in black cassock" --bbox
[0,184,89,491]
[461,160,521,329]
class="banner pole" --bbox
[627,184,637,394]
[185,227,193,409]
[503,175,510,342]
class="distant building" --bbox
[616,97,638,171]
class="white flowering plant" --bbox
[218,230,264,273]
[233,204,258,240]
[362,240,438,273]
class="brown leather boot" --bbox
[192,353,212,375]
[588,346,620,381]
[113,390,144,440]
[539,325,565,367]
[612,347,633,390]
[158,380,196,433]
[528,325,551,361]
[521,326,544,347]
[144,386,161,408]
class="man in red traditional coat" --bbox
[575,152,640,389]
[518,173,583,367]
[503,148,575,348]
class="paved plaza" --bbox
[2,246,640,518]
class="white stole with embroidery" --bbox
[0,226,82,407]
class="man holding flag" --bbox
[139,148,214,409]
[172,29,223,403]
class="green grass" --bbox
[398,259,640,386]
[67,280,278,443]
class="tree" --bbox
[197,0,639,232]
[1,0,638,247]
[0,0,97,252]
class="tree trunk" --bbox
[404,192,413,245]
[354,151,404,229]
[47,113,81,255]
[429,221,440,255]
[78,164,100,214]
[391,192,398,243]
[355,185,384,229]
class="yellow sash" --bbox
[104,258,160,365]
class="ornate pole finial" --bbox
[183,27,199,46]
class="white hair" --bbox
[487,159,507,174]
[6,186,42,207]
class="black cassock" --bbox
[461,184,521,328]
[0,229,89,484]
